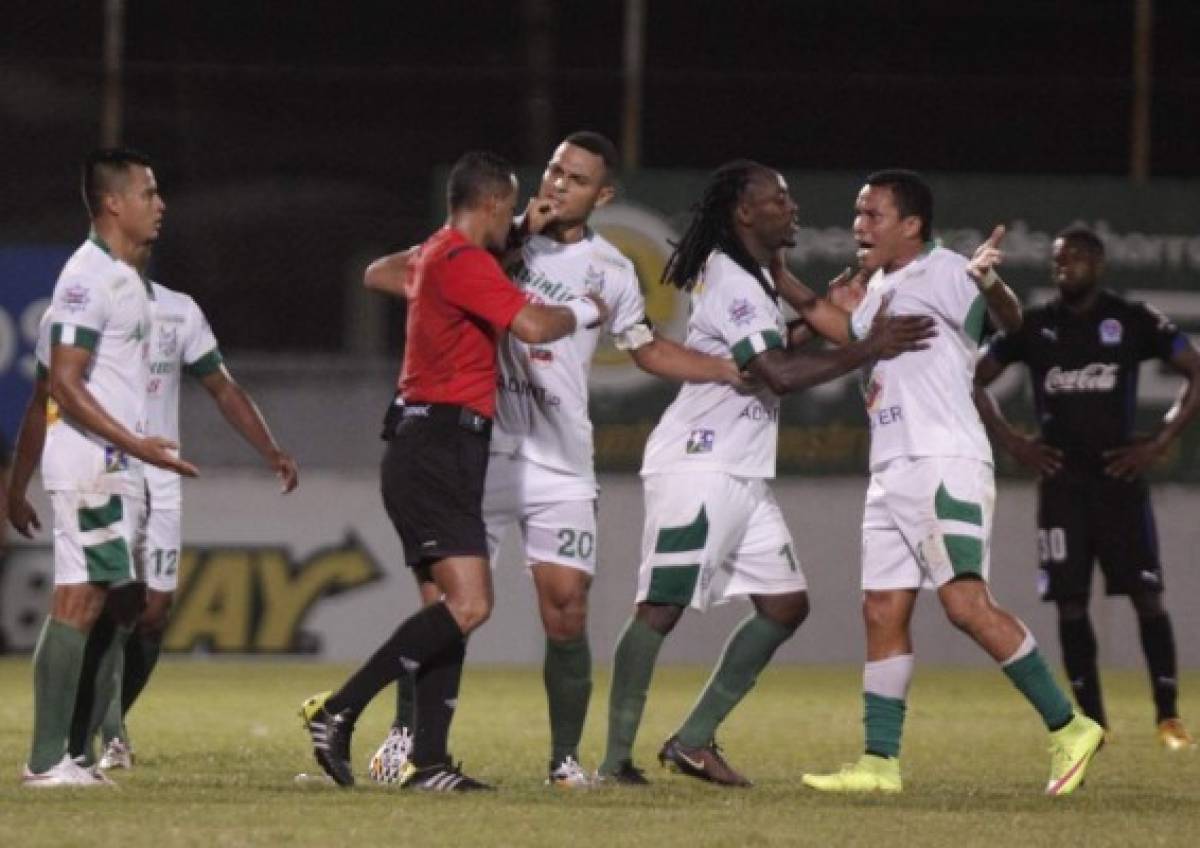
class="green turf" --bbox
[0,658,1196,846]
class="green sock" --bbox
[599,617,665,774]
[1003,647,1074,731]
[395,667,415,729]
[676,614,792,748]
[121,631,163,715]
[30,618,88,773]
[544,635,592,766]
[89,625,133,746]
[864,693,906,758]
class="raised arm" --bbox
[364,246,419,298]
[199,365,298,493]
[967,225,1022,334]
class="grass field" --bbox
[0,659,1196,847]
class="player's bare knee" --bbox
[636,601,683,636]
[753,591,809,632]
[862,592,903,634]
[445,595,493,634]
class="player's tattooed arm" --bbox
[6,375,50,537]
[1103,340,1200,480]
[973,354,1063,476]
[363,246,419,299]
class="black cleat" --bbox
[596,759,650,786]
[400,761,492,792]
[658,735,752,787]
[299,691,355,787]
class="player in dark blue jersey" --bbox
[974,225,1200,750]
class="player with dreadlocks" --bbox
[596,160,934,786]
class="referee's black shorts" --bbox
[1036,472,1163,601]
[380,403,491,569]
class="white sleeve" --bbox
[46,274,111,347]
[181,297,219,365]
[607,265,652,349]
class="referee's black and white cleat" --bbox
[399,761,493,792]
[299,691,355,787]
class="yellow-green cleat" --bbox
[801,754,901,793]
[1045,713,1104,796]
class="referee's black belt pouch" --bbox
[382,396,492,440]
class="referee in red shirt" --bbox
[302,151,607,791]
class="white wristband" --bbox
[976,268,1000,291]
[566,297,600,330]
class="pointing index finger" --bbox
[985,224,1006,249]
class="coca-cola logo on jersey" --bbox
[1043,363,1118,394]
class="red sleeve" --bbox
[439,246,528,329]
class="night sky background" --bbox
[3,0,1198,351]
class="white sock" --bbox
[864,653,915,700]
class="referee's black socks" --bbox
[327,602,463,720]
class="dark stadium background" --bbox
[3,0,1198,354]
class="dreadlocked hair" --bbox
[661,159,774,294]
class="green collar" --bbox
[88,230,113,256]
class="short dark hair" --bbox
[1056,225,1105,259]
[81,147,153,218]
[446,151,516,213]
[563,130,620,183]
[865,168,933,242]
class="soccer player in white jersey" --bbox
[597,161,935,786]
[16,149,196,787]
[10,265,300,770]
[363,132,748,786]
[800,169,1105,796]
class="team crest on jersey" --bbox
[61,283,90,313]
[529,347,554,365]
[104,446,129,474]
[686,428,715,454]
[1098,319,1123,346]
[157,326,179,358]
[728,298,757,327]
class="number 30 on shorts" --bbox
[1037,527,1067,563]
[556,528,594,560]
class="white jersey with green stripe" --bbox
[144,282,221,507]
[641,250,785,479]
[491,230,648,494]
[40,237,153,496]
[849,245,993,472]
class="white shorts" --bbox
[138,506,182,593]
[861,456,994,591]
[483,453,597,574]
[50,490,147,586]
[635,472,806,612]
